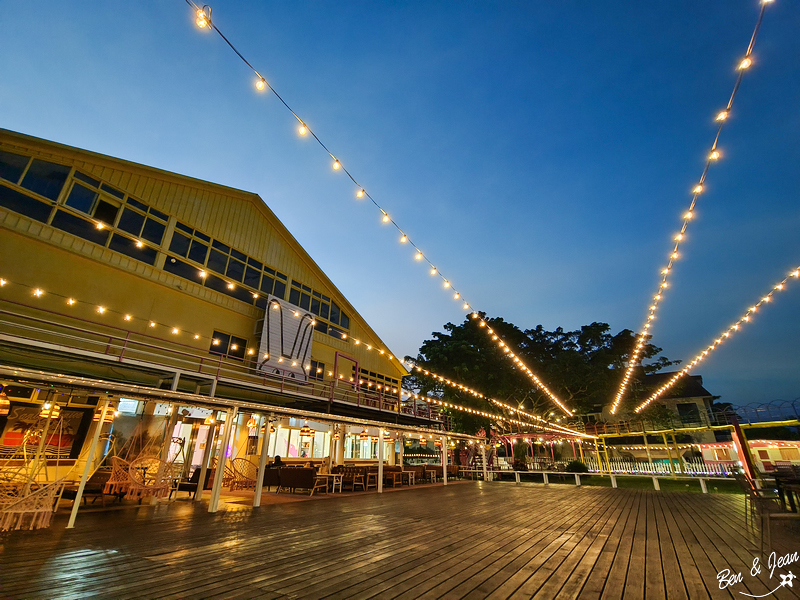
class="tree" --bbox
[405,313,678,432]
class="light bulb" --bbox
[333,159,341,170]
[400,234,407,243]
[415,251,423,260]
[298,124,307,135]
[693,184,704,194]
[256,78,266,91]
[709,150,720,160]
[716,110,729,121]
[738,57,752,70]
[356,189,364,198]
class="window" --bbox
[758,450,770,460]
[358,369,400,396]
[779,448,800,461]
[20,159,70,201]
[209,330,247,361]
[50,210,110,246]
[0,150,30,184]
[714,448,731,461]
[289,280,349,339]
[0,183,53,222]
[168,220,288,306]
[309,360,325,381]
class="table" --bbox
[318,473,343,493]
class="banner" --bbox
[256,295,314,382]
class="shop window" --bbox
[20,159,70,201]
[0,184,53,222]
[0,150,29,184]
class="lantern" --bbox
[0,392,9,417]
[299,422,313,437]
[39,402,61,419]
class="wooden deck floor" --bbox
[0,481,798,599]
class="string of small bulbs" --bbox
[185,1,572,416]
[611,0,774,414]
[633,265,799,413]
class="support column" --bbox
[253,413,272,507]
[578,441,585,463]
[481,445,489,481]
[442,437,448,486]
[195,420,217,501]
[662,433,676,476]
[209,407,237,513]
[671,434,684,474]
[643,434,654,471]
[327,424,335,470]
[67,399,110,529]
[377,430,384,494]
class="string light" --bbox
[611,0,772,414]
[634,264,800,413]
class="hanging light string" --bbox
[405,362,589,437]
[187,1,471,311]
[0,276,400,366]
[610,0,774,415]
[184,2,573,416]
[468,313,573,416]
[633,264,799,413]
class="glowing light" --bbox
[415,251,423,260]
[256,78,266,90]
[738,57,752,70]
[400,234,407,243]
[199,270,207,278]
[716,110,729,121]
[67,298,75,306]
[97,306,105,314]
[171,328,179,334]
[149,322,156,328]
[33,288,43,297]
[333,159,341,171]
[136,240,144,248]
[430,267,437,275]
[709,150,720,160]
[356,189,365,198]
[693,184,704,194]
[124,314,132,321]
[227,282,234,290]
[96,222,104,230]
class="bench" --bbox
[276,468,327,496]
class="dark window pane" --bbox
[0,150,29,184]
[94,199,119,226]
[310,297,320,316]
[51,210,109,245]
[141,218,165,245]
[259,275,274,295]
[164,257,206,283]
[329,326,346,340]
[64,183,97,214]
[207,248,227,274]
[299,293,311,311]
[229,336,247,360]
[247,257,263,271]
[226,258,244,282]
[288,287,300,306]
[319,301,330,320]
[100,183,124,199]
[255,296,268,310]
[264,267,275,276]
[321,294,330,302]
[244,266,261,289]
[187,240,208,264]
[20,159,70,201]
[312,291,321,298]
[148,207,168,221]
[175,221,193,234]
[211,239,230,253]
[194,230,210,242]
[230,248,246,261]
[109,234,157,265]
[127,198,148,211]
[169,231,191,256]
[204,273,229,295]
[302,284,311,293]
[273,280,286,300]
[314,321,328,334]
[340,313,350,330]
[0,184,52,221]
[277,272,288,281]
[74,171,100,188]
[228,285,254,304]
[330,302,341,325]
[209,331,230,356]
[117,207,145,235]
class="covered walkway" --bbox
[1,482,798,599]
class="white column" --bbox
[195,419,217,501]
[377,430,384,493]
[209,406,237,513]
[327,424,335,470]
[481,445,488,482]
[442,438,448,486]
[67,399,110,529]
[253,413,272,507]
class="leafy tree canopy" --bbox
[404,313,678,432]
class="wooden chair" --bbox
[230,458,259,490]
[0,479,65,531]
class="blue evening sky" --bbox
[1,1,798,409]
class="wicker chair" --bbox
[126,457,174,500]
[230,458,259,490]
[0,479,65,531]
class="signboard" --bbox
[256,295,314,382]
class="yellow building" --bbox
[0,128,424,425]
